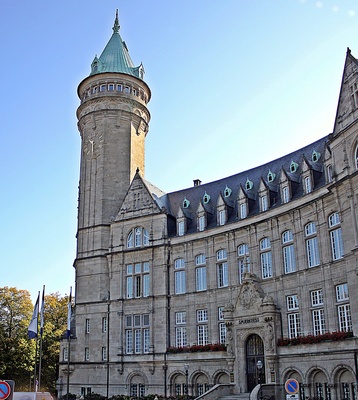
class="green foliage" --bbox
[0,287,70,393]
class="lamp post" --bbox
[184,363,189,400]
[256,360,263,400]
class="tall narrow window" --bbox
[197,309,208,345]
[240,202,247,219]
[174,258,186,294]
[198,215,206,231]
[305,222,320,267]
[261,195,268,212]
[336,283,352,332]
[287,295,301,338]
[217,249,228,288]
[195,254,207,291]
[328,212,344,260]
[304,176,312,194]
[260,238,272,278]
[282,186,290,203]
[238,244,250,283]
[175,312,187,347]
[85,347,90,361]
[218,307,226,344]
[178,220,185,236]
[282,230,296,274]
[102,317,107,333]
[85,319,90,334]
[218,209,226,225]
[311,289,325,335]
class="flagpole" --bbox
[66,287,72,400]
[34,334,38,391]
[38,285,45,391]
[29,291,40,391]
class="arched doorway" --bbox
[246,334,265,392]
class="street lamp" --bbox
[184,363,189,399]
[256,360,263,400]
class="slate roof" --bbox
[89,11,144,79]
[153,135,329,236]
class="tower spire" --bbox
[113,9,120,34]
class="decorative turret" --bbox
[89,10,145,79]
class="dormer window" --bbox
[177,220,185,236]
[304,176,312,194]
[245,178,253,190]
[183,198,190,208]
[224,185,232,198]
[282,186,290,204]
[290,161,299,173]
[267,170,276,182]
[261,194,268,212]
[198,215,206,231]
[203,192,211,204]
[218,209,226,226]
[312,150,321,163]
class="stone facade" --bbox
[57,15,358,400]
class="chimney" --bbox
[193,179,202,187]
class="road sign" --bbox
[0,381,11,400]
[285,378,299,395]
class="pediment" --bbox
[115,171,162,221]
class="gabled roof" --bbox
[89,10,144,79]
[333,48,358,135]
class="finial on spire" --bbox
[113,9,120,33]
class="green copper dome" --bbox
[90,11,144,79]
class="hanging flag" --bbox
[66,287,72,339]
[40,285,45,336]
[28,292,40,339]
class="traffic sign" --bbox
[285,378,299,395]
[0,381,11,400]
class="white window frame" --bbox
[288,313,301,338]
[311,289,323,306]
[336,283,349,301]
[312,309,326,335]
[338,304,352,332]
[282,186,290,203]
[287,295,299,310]
[304,176,312,194]
[305,222,320,267]
[198,215,206,231]
[174,258,186,294]
[178,220,185,236]
[260,238,272,278]
[219,209,226,225]
[329,213,344,260]
[196,266,207,291]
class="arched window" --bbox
[127,227,149,248]
[355,145,358,170]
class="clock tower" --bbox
[75,11,151,302]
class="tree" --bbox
[0,287,70,393]
[0,287,35,389]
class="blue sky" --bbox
[1,0,357,302]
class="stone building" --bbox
[58,11,358,400]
